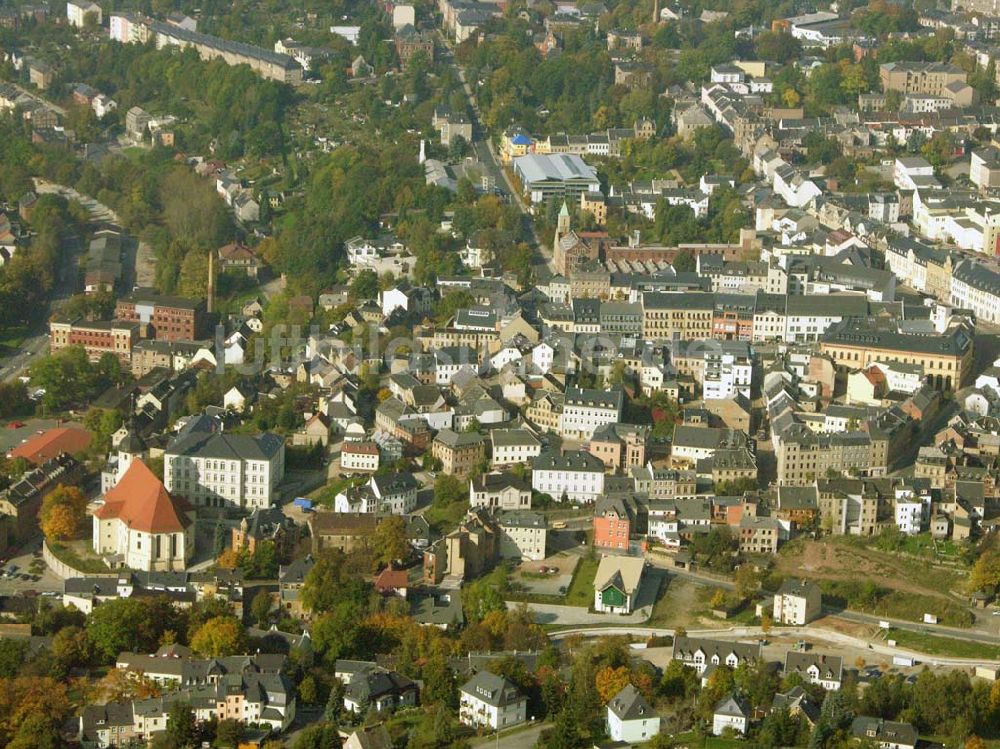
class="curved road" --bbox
[546,624,999,667]
[650,561,1000,645]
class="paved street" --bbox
[548,623,999,668]
[642,559,1000,644]
[438,37,552,278]
[471,721,549,749]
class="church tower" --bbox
[553,201,571,250]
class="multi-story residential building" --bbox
[593,495,634,551]
[308,512,378,555]
[459,671,527,730]
[340,441,380,472]
[703,343,753,399]
[880,62,973,106]
[641,292,715,340]
[785,652,843,691]
[951,260,1000,326]
[490,428,542,467]
[850,718,918,749]
[531,450,606,502]
[431,429,486,477]
[334,473,418,514]
[671,425,748,464]
[498,511,547,560]
[971,146,1000,192]
[559,385,624,440]
[671,636,761,675]
[395,24,434,67]
[115,291,207,342]
[67,0,101,27]
[738,515,780,554]
[773,578,823,625]
[776,425,878,485]
[469,473,532,510]
[607,685,660,744]
[49,317,140,363]
[631,464,698,498]
[343,668,419,713]
[164,427,285,510]
[588,423,649,473]
[112,17,303,82]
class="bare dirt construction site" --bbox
[775,538,962,601]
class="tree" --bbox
[92,668,161,703]
[292,721,343,749]
[761,612,773,636]
[240,540,278,579]
[734,565,760,599]
[672,250,696,273]
[968,548,1000,592]
[300,549,372,614]
[213,520,228,557]
[250,590,272,627]
[595,665,632,703]
[299,675,318,704]
[40,484,88,541]
[371,515,409,569]
[422,653,457,707]
[311,601,364,665]
[190,616,246,657]
[433,473,466,505]
[165,702,197,749]
[0,640,28,678]
[86,597,182,663]
[215,719,244,749]
[350,269,379,300]
[0,678,72,749]
[51,625,91,673]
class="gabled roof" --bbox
[10,426,92,464]
[594,555,645,596]
[94,460,192,534]
[607,683,655,721]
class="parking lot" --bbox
[0,418,83,456]
[0,539,63,596]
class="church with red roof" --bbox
[92,459,195,572]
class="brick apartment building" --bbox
[49,317,140,362]
[115,290,206,342]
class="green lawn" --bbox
[308,476,363,507]
[0,326,28,355]
[887,628,1000,659]
[48,541,112,574]
[564,555,600,607]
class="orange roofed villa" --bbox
[92,459,195,572]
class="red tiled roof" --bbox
[375,568,408,591]
[94,460,193,534]
[10,427,92,464]
[343,441,379,455]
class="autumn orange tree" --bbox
[190,615,247,657]
[595,665,632,703]
[0,676,71,747]
[40,484,87,541]
[90,667,161,703]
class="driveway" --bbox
[510,567,665,625]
